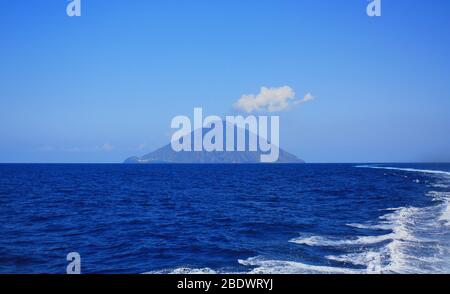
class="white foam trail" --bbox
[328,205,450,274]
[356,165,450,176]
[292,208,420,248]
[347,223,394,230]
[289,234,395,247]
[149,201,450,274]
[432,183,449,188]
[439,202,450,226]
[149,165,450,275]
[144,267,218,274]
[326,252,386,273]
[428,191,450,202]
[286,204,450,274]
[238,256,362,274]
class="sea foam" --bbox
[356,165,450,176]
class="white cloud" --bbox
[294,92,316,105]
[234,86,314,113]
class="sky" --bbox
[0,0,450,163]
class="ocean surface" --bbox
[0,163,449,274]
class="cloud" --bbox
[233,86,314,113]
[294,92,316,105]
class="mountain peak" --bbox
[125,124,304,164]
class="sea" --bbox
[0,163,449,274]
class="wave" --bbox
[289,233,396,247]
[288,201,450,274]
[149,165,450,274]
[147,258,362,274]
[287,203,450,273]
[439,201,450,226]
[238,256,361,274]
[148,201,450,274]
[346,223,394,230]
[245,164,450,274]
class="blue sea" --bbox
[0,163,449,274]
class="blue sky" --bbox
[1,0,449,163]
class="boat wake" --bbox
[355,165,450,176]
[272,166,450,274]
[148,165,450,274]
[240,204,449,274]
[246,166,450,274]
